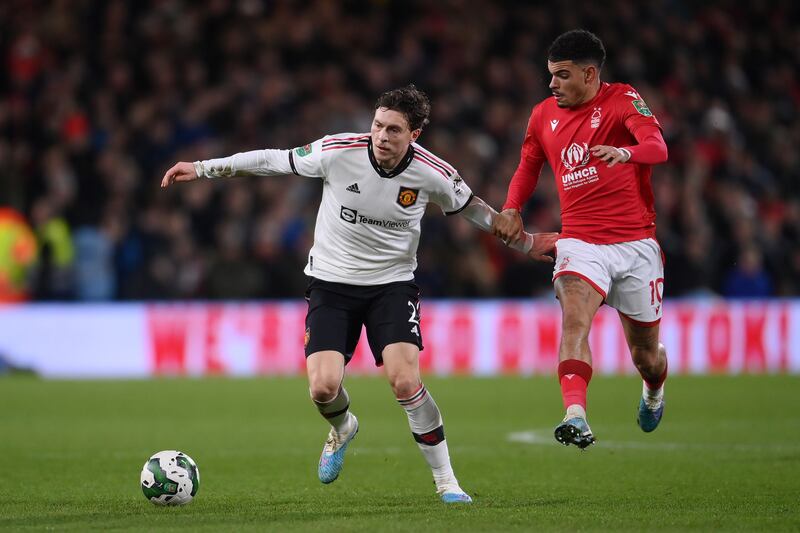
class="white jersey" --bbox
[195,133,473,285]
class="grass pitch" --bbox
[0,375,798,531]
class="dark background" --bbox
[2,0,798,301]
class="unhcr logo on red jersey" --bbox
[561,142,591,170]
[561,142,599,189]
[563,166,598,185]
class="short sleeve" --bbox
[430,171,474,215]
[289,138,326,178]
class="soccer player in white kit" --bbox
[162,85,558,503]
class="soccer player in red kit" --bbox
[493,30,669,449]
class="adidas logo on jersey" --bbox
[346,183,361,194]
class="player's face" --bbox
[371,108,421,169]
[548,60,597,108]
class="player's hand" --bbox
[492,208,524,246]
[528,232,559,263]
[590,145,630,168]
[161,162,199,188]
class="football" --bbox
[140,450,200,506]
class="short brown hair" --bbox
[374,84,431,131]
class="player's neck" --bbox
[574,81,602,108]
[380,148,411,170]
[380,158,400,170]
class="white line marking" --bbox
[507,429,800,453]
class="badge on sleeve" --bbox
[632,99,653,117]
[397,187,419,208]
[451,175,465,196]
[294,144,313,157]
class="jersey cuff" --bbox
[193,161,204,178]
[444,193,475,216]
[288,150,299,175]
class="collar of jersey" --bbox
[367,138,415,178]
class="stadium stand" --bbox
[2,0,798,300]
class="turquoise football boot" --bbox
[318,415,359,484]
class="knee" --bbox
[391,374,422,400]
[309,378,340,403]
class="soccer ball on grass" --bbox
[140,450,200,505]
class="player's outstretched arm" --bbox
[491,208,524,245]
[161,162,199,188]
[460,196,556,262]
[162,147,310,188]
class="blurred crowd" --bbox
[2,0,799,302]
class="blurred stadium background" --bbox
[2,2,800,530]
[1,0,799,376]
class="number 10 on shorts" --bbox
[649,278,664,306]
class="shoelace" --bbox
[436,484,463,495]
[644,396,662,410]
[323,426,353,454]
[322,433,340,454]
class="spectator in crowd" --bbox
[723,245,774,298]
[31,197,74,300]
[1,0,799,300]
[0,207,38,302]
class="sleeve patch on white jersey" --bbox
[294,144,313,157]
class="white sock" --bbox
[566,404,587,419]
[428,442,458,492]
[397,384,460,491]
[642,381,664,408]
[313,386,354,433]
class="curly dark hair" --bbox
[548,29,606,69]
[374,84,431,131]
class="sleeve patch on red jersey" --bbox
[632,99,653,117]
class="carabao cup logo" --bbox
[560,142,590,171]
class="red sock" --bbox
[558,359,593,410]
[644,359,668,390]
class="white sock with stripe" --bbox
[397,384,460,492]
[313,386,355,434]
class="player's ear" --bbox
[410,128,422,143]
[584,65,598,84]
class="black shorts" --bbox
[303,277,423,366]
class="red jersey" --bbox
[504,82,663,244]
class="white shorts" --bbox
[553,237,664,326]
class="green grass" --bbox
[0,375,798,531]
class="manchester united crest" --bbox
[396,187,419,208]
